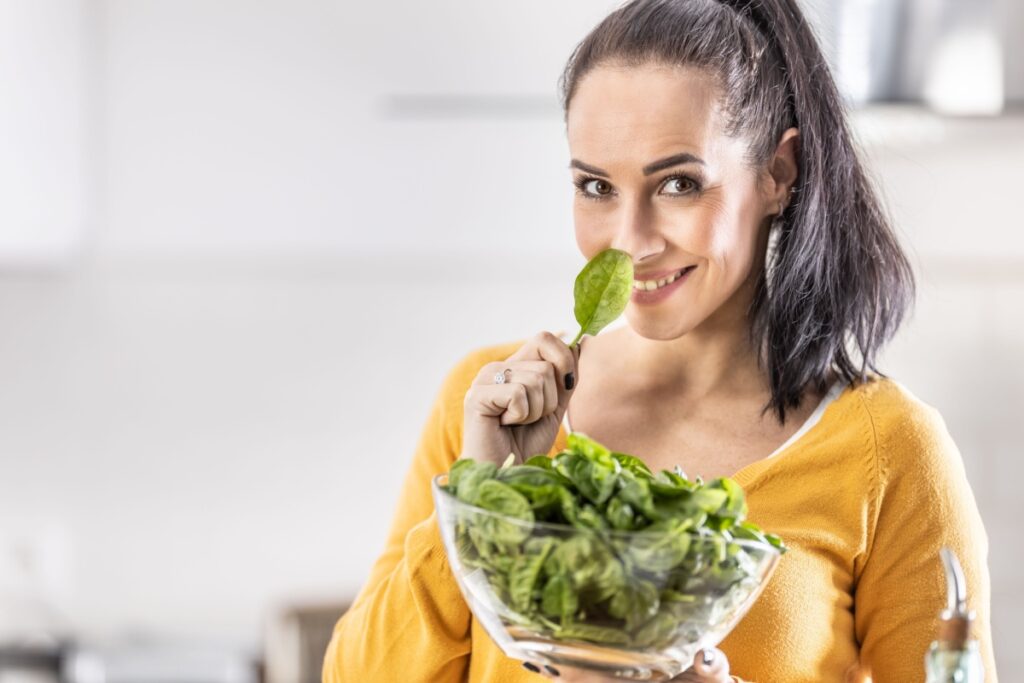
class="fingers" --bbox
[464,331,578,434]
[465,381,527,423]
[508,331,578,402]
[465,378,542,427]
[518,361,558,420]
[506,372,545,426]
[469,361,559,426]
[521,660,565,678]
[521,648,727,682]
[674,647,729,682]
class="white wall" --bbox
[0,257,574,647]
[0,0,96,266]
[1,0,1022,677]
[98,0,620,260]
[2,0,618,648]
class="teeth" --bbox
[634,268,688,291]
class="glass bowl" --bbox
[432,474,782,680]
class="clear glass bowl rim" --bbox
[432,473,782,555]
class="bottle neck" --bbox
[937,614,972,648]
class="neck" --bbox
[622,313,765,403]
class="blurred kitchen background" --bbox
[1,0,1021,681]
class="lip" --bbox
[631,265,696,305]
[633,267,694,281]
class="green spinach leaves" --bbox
[442,433,787,649]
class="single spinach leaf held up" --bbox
[569,248,633,348]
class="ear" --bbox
[763,127,799,217]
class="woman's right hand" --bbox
[461,331,580,465]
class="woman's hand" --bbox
[521,647,731,682]
[461,331,580,465]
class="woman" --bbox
[324,0,997,680]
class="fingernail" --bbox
[564,372,575,390]
[543,664,560,676]
[702,648,715,666]
[522,661,541,673]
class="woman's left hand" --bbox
[521,647,730,682]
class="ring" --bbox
[494,368,511,384]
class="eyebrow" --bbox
[569,152,706,178]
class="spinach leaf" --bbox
[608,577,660,631]
[555,621,631,646]
[497,464,571,489]
[613,452,653,478]
[623,518,694,571]
[569,248,634,348]
[450,459,498,505]
[509,538,556,613]
[541,573,578,622]
[475,479,534,545]
[523,454,556,470]
[605,495,639,531]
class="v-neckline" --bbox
[557,333,847,487]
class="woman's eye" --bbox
[582,178,612,196]
[661,176,697,195]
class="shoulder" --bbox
[821,375,948,452]
[849,376,952,449]
[846,376,962,486]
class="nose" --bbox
[610,199,666,265]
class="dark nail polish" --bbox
[702,648,715,666]
[544,664,560,676]
[522,661,541,673]
[564,372,575,390]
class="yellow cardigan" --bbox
[323,341,998,682]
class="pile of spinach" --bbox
[442,433,787,649]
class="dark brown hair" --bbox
[559,0,915,421]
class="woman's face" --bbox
[566,63,780,342]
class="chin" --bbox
[624,306,699,341]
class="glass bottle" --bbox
[924,547,984,682]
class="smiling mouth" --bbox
[632,266,696,291]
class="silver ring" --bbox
[494,368,511,384]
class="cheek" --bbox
[666,203,744,272]
[696,196,764,276]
